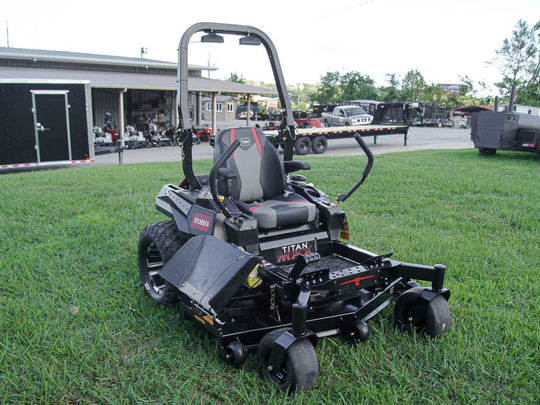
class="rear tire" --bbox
[138,221,185,306]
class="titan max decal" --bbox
[276,242,314,263]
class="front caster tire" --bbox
[394,287,451,338]
[138,221,185,306]
[257,330,319,392]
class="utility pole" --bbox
[6,20,10,47]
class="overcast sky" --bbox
[2,0,539,95]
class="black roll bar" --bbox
[177,23,298,189]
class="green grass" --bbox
[1,149,538,404]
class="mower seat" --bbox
[214,127,316,229]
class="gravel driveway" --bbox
[93,126,473,166]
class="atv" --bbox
[138,22,451,392]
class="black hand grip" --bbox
[209,139,241,221]
[336,133,374,203]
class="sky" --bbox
[2,0,539,95]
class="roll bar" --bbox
[176,23,297,189]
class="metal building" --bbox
[0,46,276,151]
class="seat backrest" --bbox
[214,127,286,202]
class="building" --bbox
[439,84,463,94]
[202,95,238,121]
[0,46,277,136]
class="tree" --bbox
[314,72,342,104]
[493,19,540,106]
[314,71,379,104]
[340,72,378,101]
[227,72,246,83]
[401,69,426,102]
[380,73,403,102]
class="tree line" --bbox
[311,70,490,108]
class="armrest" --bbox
[284,160,311,173]
[217,167,237,180]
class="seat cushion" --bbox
[214,127,316,229]
[245,192,316,229]
[214,127,286,202]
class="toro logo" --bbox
[239,137,252,147]
[276,242,314,263]
[190,213,212,232]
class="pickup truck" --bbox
[321,106,373,127]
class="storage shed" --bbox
[0,80,93,168]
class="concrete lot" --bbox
[93,126,473,166]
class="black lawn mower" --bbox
[137,22,451,392]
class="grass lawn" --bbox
[1,149,538,404]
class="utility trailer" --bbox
[264,123,409,155]
[265,102,410,155]
[408,103,452,127]
[471,110,540,155]
[0,80,94,170]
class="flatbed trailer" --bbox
[264,124,409,155]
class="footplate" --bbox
[303,261,388,294]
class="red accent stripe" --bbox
[250,127,263,155]
[249,205,261,211]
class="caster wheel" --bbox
[394,287,451,338]
[257,330,319,392]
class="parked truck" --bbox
[321,105,373,127]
